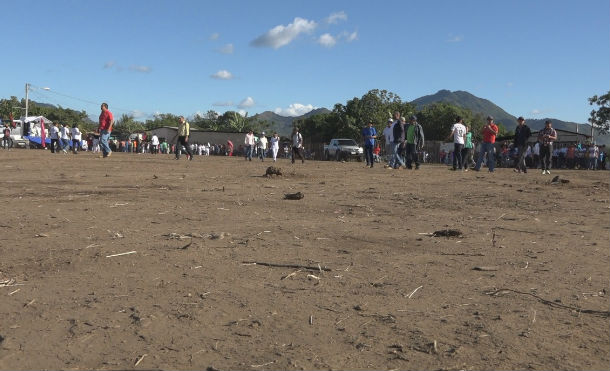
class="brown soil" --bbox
[1,151,608,370]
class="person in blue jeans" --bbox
[98,103,114,158]
[362,121,377,168]
[474,116,499,172]
[389,113,406,169]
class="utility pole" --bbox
[24,83,30,120]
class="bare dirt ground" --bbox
[0,150,608,371]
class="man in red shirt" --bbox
[98,102,114,158]
[474,116,499,172]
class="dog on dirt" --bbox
[265,166,282,177]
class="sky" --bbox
[2,0,609,123]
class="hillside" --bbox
[252,108,330,137]
[411,89,517,130]
[409,89,608,145]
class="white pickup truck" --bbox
[324,138,364,161]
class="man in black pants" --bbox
[537,120,557,174]
[175,116,193,161]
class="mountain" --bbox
[411,89,518,130]
[252,108,331,137]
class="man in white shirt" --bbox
[244,130,255,161]
[257,132,268,161]
[71,124,82,154]
[59,123,71,153]
[291,127,305,164]
[382,118,394,164]
[151,134,159,154]
[446,116,467,171]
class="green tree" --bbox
[588,91,610,134]
[416,103,487,141]
[113,114,145,139]
[144,113,179,130]
[0,97,23,120]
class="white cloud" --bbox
[213,101,234,106]
[318,33,337,48]
[250,17,317,49]
[531,109,542,115]
[237,109,247,116]
[210,32,219,40]
[344,30,358,42]
[238,97,255,108]
[210,70,234,80]
[447,34,463,43]
[325,11,347,24]
[103,61,115,69]
[129,65,151,73]
[274,103,316,117]
[219,43,234,54]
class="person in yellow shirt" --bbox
[176,116,193,161]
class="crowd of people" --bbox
[18,103,608,172]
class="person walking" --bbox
[71,124,81,154]
[388,112,406,169]
[446,116,466,171]
[244,130,255,161]
[98,103,114,158]
[512,116,531,173]
[382,118,394,165]
[291,127,305,164]
[49,122,60,153]
[175,116,193,160]
[362,121,377,168]
[404,115,425,170]
[59,123,71,153]
[151,134,159,154]
[474,116,499,172]
[257,132,268,161]
[270,132,280,162]
[537,120,557,174]
[462,125,475,169]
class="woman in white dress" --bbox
[270,132,280,162]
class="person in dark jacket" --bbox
[389,112,406,169]
[513,116,531,173]
[404,115,425,169]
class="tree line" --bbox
[2,89,608,141]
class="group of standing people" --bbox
[378,111,425,169]
[243,130,282,162]
[47,121,83,154]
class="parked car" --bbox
[324,138,364,161]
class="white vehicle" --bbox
[324,138,364,161]
[0,116,53,148]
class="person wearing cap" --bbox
[446,116,466,171]
[404,115,425,170]
[362,121,377,168]
[474,116,499,172]
[382,118,394,165]
[257,132,268,161]
[513,116,531,173]
[537,120,557,174]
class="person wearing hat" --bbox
[404,115,425,170]
[257,131,268,161]
[474,116,499,172]
[513,116,531,173]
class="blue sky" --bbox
[3,0,608,123]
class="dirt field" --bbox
[0,150,608,371]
